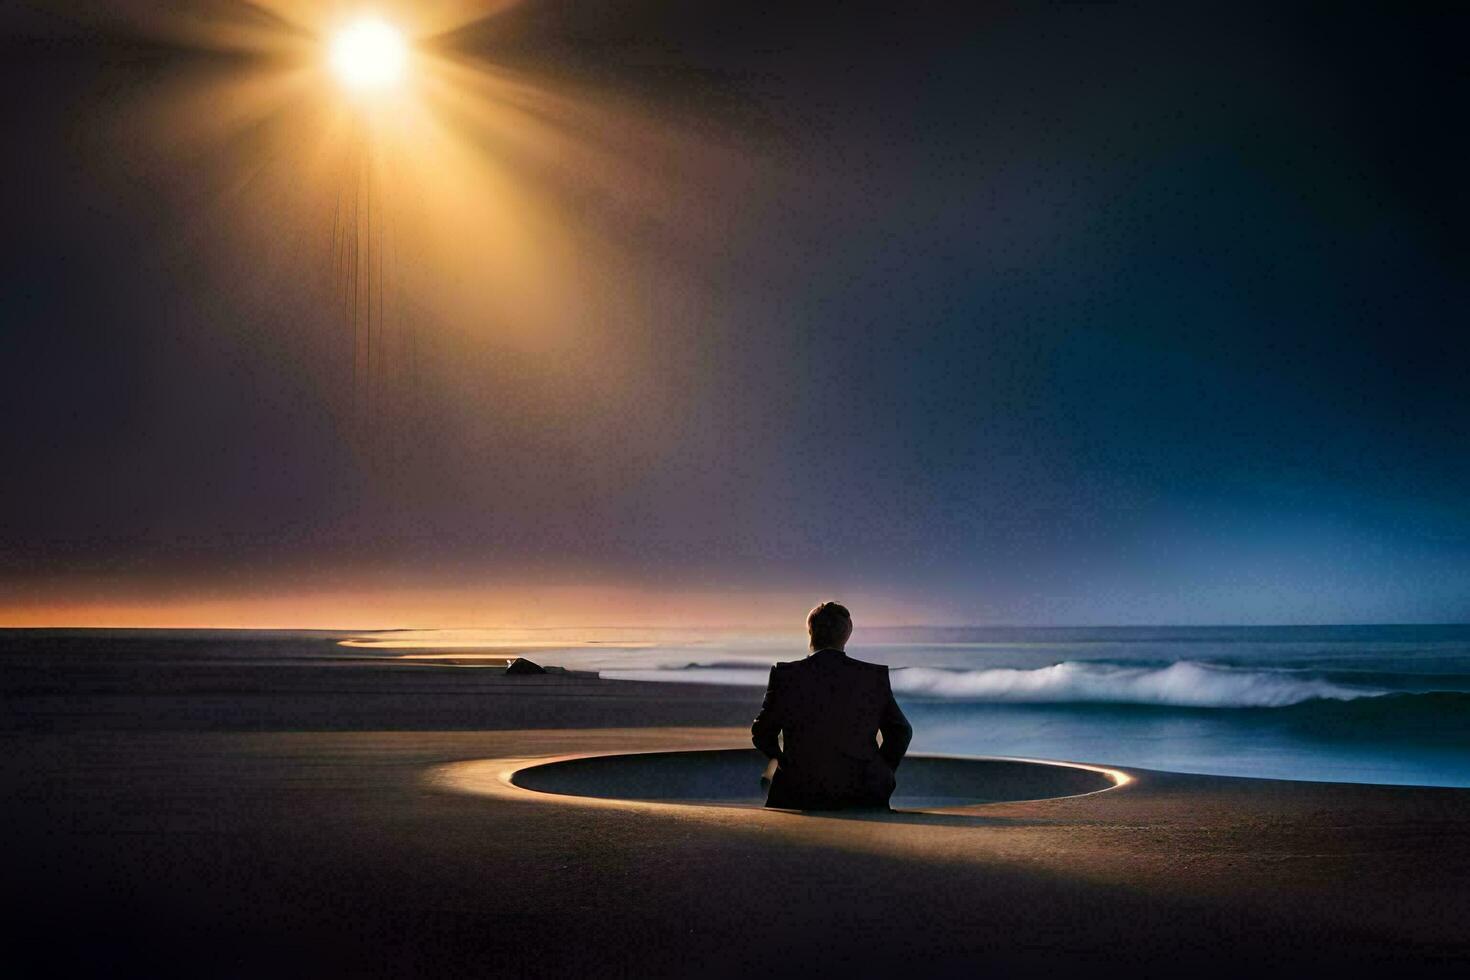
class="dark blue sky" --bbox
[1,2,1466,625]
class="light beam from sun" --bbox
[329,17,408,92]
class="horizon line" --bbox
[3,621,1468,632]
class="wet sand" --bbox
[4,669,1469,976]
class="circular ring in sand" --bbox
[483,748,1128,810]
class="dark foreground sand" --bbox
[4,667,1469,977]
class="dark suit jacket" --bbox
[750,648,913,810]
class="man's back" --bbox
[751,648,913,810]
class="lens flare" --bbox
[329,18,407,92]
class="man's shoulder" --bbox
[772,654,889,675]
[776,654,887,669]
[842,656,889,673]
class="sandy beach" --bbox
[5,657,1468,978]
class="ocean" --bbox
[6,624,1470,787]
[375,623,1470,787]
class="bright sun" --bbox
[329,18,408,92]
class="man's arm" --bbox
[878,668,912,770]
[751,666,785,765]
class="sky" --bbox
[1,2,1466,627]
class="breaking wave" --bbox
[600,659,1390,708]
[886,661,1385,707]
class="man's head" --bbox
[806,601,853,652]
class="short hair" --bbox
[807,601,853,650]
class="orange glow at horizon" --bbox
[0,582,945,631]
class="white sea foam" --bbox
[600,659,1387,708]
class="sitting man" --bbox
[751,602,913,810]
